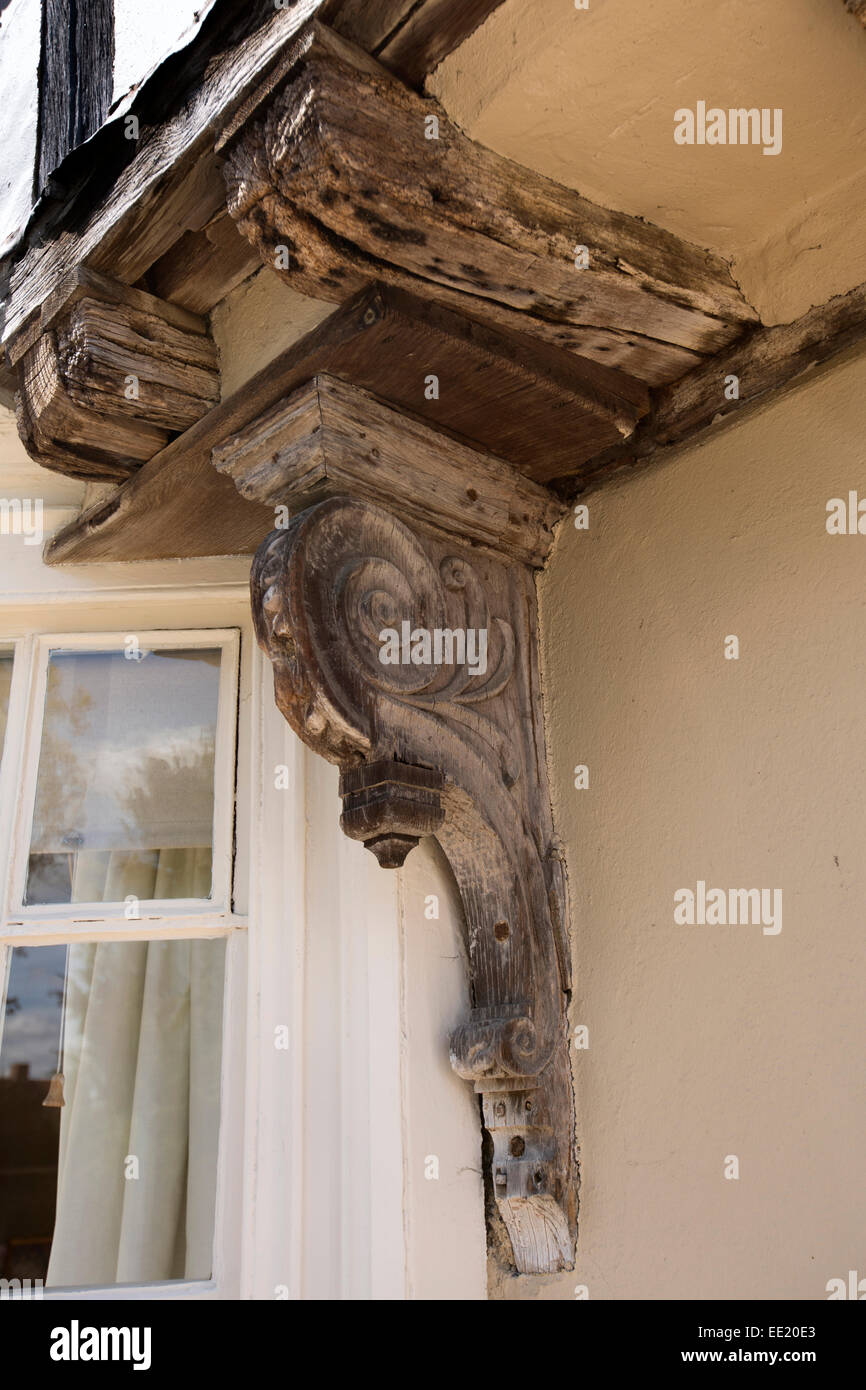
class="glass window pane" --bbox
[0,939,225,1288]
[0,650,13,765]
[25,647,221,905]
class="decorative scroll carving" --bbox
[251,494,577,1273]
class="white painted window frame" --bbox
[0,612,248,1302]
[3,627,239,932]
[0,564,488,1301]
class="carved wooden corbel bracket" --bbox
[215,375,576,1274]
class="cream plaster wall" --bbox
[0,409,86,507]
[432,0,866,324]
[497,347,866,1300]
[210,270,333,400]
[397,838,488,1300]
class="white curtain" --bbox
[45,850,224,1288]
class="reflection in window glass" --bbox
[0,650,13,765]
[26,648,221,905]
[0,944,64,1283]
[0,939,225,1287]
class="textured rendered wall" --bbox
[497,349,866,1300]
[432,0,866,325]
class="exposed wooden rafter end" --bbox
[9,267,219,484]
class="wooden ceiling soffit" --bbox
[219,23,758,388]
[47,282,630,565]
[561,279,866,495]
[10,268,219,483]
[224,377,576,1273]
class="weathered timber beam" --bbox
[0,354,16,412]
[12,268,219,482]
[222,381,576,1273]
[44,282,639,565]
[213,374,561,567]
[221,23,758,387]
[38,0,114,192]
[1,2,326,347]
[560,281,866,495]
[322,0,509,87]
[5,266,216,371]
[142,212,264,314]
[2,0,504,338]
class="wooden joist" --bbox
[0,357,17,412]
[323,0,509,87]
[12,268,219,482]
[563,280,866,493]
[5,265,216,371]
[3,8,756,393]
[143,212,263,314]
[222,24,757,387]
